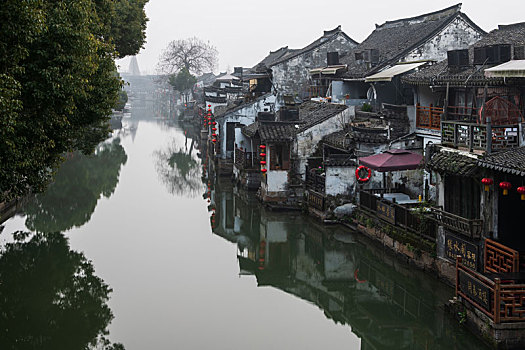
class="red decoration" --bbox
[212,139,217,143]
[260,160,266,165]
[212,133,217,137]
[261,168,267,173]
[259,145,266,149]
[208,104,211,107]
[259,153,266,157]
[481,178,494,192]
[517,186,525,200]
[212,128,217,131]
[500,181,512,195]
[212,122,217,125]
[355,165,372,183]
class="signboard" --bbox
[445,233,479,270]
[459,270,492,311]
[376,201,395,224]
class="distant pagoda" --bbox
[128,56,141,76]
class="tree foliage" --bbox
[111,0,149,58]
[168,68,197,102]
[158,37,218,75]
[0,0,147,202]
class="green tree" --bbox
[0,0,147,202]
[115,89,129,111]
[111,0,149,58]
[168,68,197,103]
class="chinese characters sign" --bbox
[459,270,492,311]
[377,201,395,224]
[445,233,478,270]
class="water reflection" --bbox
[23,139,127,233]
[154,133,201,198]
[0,231,123,350]
[210,181,489,350]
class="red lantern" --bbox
[212,128,217,131]
[259,145,266,149]
[259,153,266,157]
[212,133,217,137]
[517,186,525,200]
[212,122,217,125]
[212,139,217,143]
[481,178,493,192]
[261,168,267,173]
[208,104,211,107]
[260,160,266,165]
[500,181,512,195]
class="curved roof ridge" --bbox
[376,3,462,30]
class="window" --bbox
[269,144,290,170]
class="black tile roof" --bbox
[267,26,358,67]
[241,121,299,142]
[322,129,351,150]
[252,46,297,72]
[473,22,525,48]
[297,101,348,133]
[241,101,348,141]
[325,154,356,167]
[340,4,483,79]
[427,147,480,177]
[478,147,525,176]
[215,93,273,118]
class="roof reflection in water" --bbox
[208,179,488,350]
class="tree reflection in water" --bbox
[154,136,201,197]
[0,231,123,350]
[24,139,127,233]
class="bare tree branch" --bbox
[157,37,218,75]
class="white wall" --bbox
[296,108,352,179]
[217,94,278,159]
[402,16,484,62]
[266,170,288,192]
[326,166,356,196]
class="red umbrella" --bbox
[359,149,423,172]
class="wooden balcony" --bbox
[430,207,483,239]
[416,104,442,130]
[359,189,436,241]
[456,256,525,324]
[441,120,520,152]
[234,148,258,170]
[306,171,325,194]
[308,190,325,211]
[306,85,328,99]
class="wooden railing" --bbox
[485,239,520,273]
[234,148,257,170]
[416,104,442,130]
[457,256,525,324]
[307,85,328,99]
[430,207,483,239]
[359,190,436,241]
[441,121,520,152]
[308,190,325,211]
[306,172,325,193]
[447,105,480,123]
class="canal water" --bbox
[0,94,490,349]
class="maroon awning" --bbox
[359,149,423,172]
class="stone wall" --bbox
[296,108,352,180]
[402,16,484,62]
[271,33,357,96]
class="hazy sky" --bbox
[117,0,525,75]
